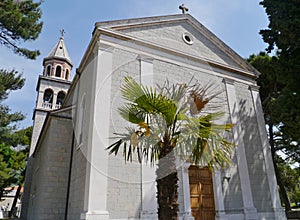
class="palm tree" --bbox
[107,76,234,220]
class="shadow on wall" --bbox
[238,94,273,213]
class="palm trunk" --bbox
[269,124,291,211]
[156,146,179,220]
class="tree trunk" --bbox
[9,185,21,217]
[156,148,179,220]
[268,124,291,211]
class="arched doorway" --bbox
[188,166,215,220]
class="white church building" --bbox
[21,12,286,220]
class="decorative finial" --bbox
[60,29,66,38]
[179,4,189,14]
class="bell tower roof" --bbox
[44,35,72,66]
[42,32,73,81]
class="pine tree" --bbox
[0,0,43,59]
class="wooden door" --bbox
[188,166,215,220]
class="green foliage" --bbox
[260,0,300,56]
[0,154,11,190]
[0,0,41,199]
[108,77,234,168]
[259,0,300,164]
[0,68,30,196]
[0,0,43,59]
[0,69,25,147]
[0,68,25,101]
[0,126,32,197]
[119,77,178,126]
[276,157,300,206]
[178,112,234,167]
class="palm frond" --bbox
[120,76,178,126]
[108,77,235,169]
[118,104,145,124]
[176,111,235,168]
[120,76,145,102]
[188,81,223,115]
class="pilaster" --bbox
[223,78,258,220]
[139,55,154,86]
[139,55,158,219]
[248,85,286,220]
[82,46,112,219]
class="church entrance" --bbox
[188,166,215,220]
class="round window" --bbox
[182,32,194,45]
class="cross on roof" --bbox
[179,4,189,14]
[60,29,66,38]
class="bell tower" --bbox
[29,33,73,155]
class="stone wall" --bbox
[29,110,47,155]
[107,48,142,219]
[27,116,73,220]
[121,21,239,68]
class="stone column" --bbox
[223,78,258,220]
[52,92,58,109]
[212,170,228,220]
[249,85,286,220]
[37,89,44,108]
[178,162,194,220]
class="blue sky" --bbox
[1,0,269,128]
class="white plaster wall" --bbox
[68,50,97,219]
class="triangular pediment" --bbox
[95,14,258,75]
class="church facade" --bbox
[22,13,286,220]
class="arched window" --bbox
[46,65,51,76]
[43,89,53,109]
[65,69,69,80]
[55,66,62,77]
[56,91,66,108]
